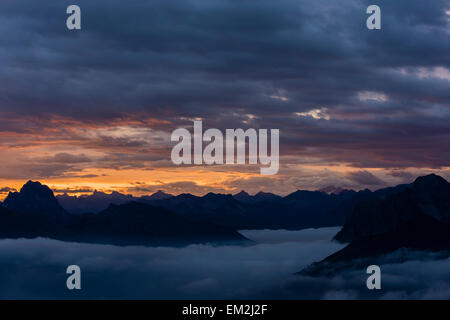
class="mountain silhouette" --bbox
[0,182,247,246]
[3,180,67,220]
[254,191,282,202]
[56,185,401,230]
[233,190,253,203]
[302,174,450,275]
[335,174,450,243]
[57,190,174,214]
[141,190,173,201]
[139,190,368,230]
[319,186,350,195]
[57,190,135,214]
[232,191,281,203]
[62,202,248,246]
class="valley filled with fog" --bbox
[2,227,450,299]
[0,228,342,299]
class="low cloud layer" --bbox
[0,228,449,299]
[0,228,343,299]
[273,250,450,299]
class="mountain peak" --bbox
[255,191,268,196]
[233,190,253,202]
[152,190,170,196]
[233,190,281,203]
[319,185,346,195]
[4,180,66,217]
[203,192,232,199]
[254,191,281,201]
[147,190,173,200]
[413,174,448,188]
[21,180,48,191]
[16,180,58,202]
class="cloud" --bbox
[1,229,449,299]
[346,170,386,186]
[273,249,450,300]
[0,187,17,194]
[0,0,448,190]
[36,153,92,164]
[51,187,95,194]
[0,228,343,299]
[241,227,343,244]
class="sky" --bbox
[0,0,449,198]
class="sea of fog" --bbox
[0,227,342,299]
[1,227,450,299]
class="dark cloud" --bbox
[36,153,92,164]
[346,170,386,186]
[0,0,448,175]
[51,187,95,194]
[0,187,17,194]
[387,170,416,183]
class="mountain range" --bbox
[0,181,246,246]
[54,181,428,231]
[56,186,373,230]
[1,174,449,255]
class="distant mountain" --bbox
[302,174,450,275]
[233,191,282,203]
[0,182,247,246]
[57,190,135,214]
[233,190,253,203]
[56,186,365,230]
[3,180,67,220]
[254,191,282,202]
[318,186,348,195]
[139,190,173,201]
[141,192,250,228]
[142,189,363,230]
[57,190,174,214]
